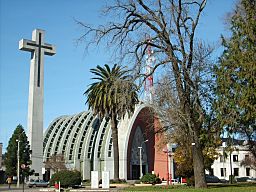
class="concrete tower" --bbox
[19,29,56,178]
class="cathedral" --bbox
[42,104,171,181]
[19,29,171,182]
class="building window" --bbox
[209,168,214,176]
[245,154,249,160]
[220,155,225,162]
[234,168,239,176]
[246,168,250,176]
[108,137,113,157]
[220,168,226,177]
[233,155,238,162]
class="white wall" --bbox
[210,145,256,180]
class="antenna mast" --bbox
[144,37,155,103]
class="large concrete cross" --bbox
[19,29,56,178]
[19,29,56,87]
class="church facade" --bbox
[43,104,170,181]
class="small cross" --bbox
[19,29,56,87]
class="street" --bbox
[0,185,116,192]
[0,185,53,192]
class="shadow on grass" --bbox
[208,183,256,188]
[123,183,256,191]
[123,185,192,191]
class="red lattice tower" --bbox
[144,38,155,103]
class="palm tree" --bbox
[85,64,139,180]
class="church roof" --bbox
[43,111,113,163]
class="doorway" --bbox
[131,165,147,179]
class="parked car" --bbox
[236,177,249,182]
[181,177,187,184]
[170,179,179,185]
[205,174,221,183]
[247,177,256,182]
[27,179,49,188]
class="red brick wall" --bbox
[153,123,168,180]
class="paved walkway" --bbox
[0,185,41,192]
[0,185,124,192]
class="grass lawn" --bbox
[123,183,256,191]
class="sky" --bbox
[0,0,236,153]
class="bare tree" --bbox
[153,41,219,181]
[240,155,256,171]
[77,0,209,188]
[44,154,66,173]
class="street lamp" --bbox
[138,139,148,179]
[163,143,175,186]
[191,142,195,184]
[221,142,227,179]
[16,139,20,188]
[163,147,172,185]
[138,146,142,179]
[191,143,195,161]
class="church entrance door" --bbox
[129,126,148,179]
[131,165,147,179]
[132,165,139,179]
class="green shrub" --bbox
[140,173,161,184]
[50,170,81,188]
[186,176,195,186]
[155,177,162,184]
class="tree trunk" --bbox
[111,114,119,180]
[193,134,207,188]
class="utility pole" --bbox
[16,139,20,188]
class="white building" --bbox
[209,140,256,180]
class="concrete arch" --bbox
[43,104,160,180]
[118,104,154,179]
[43,116,68,161]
